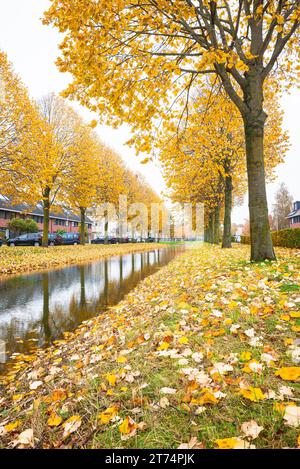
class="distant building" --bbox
[286,201,300,229]
[0,195,93,238]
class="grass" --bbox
[0,242,162,277]
[0,243,299,449]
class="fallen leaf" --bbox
[160,387,177,394]
[215,437,255,449]
[47,413,63,427]
[62,415,82,439]
[240,387,266,402]
[98,406,118,424]
[275,367,300,381]
[241,420,264,439]
[283,406,300,428]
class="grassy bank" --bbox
[0,244,299,449]
[0,243,161,277]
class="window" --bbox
[55,219,66,226]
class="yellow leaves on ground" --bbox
[0,243,161,277]
[1,244,300,448]
[275,367,300,382]
[98,406,119,425]
[240,387,266,402]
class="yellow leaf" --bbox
[239,351,251,362]
[215,437,254,449]
[62,415,82,439]
[47,413,62,427]
[240,387,266,402]
[5,420,21,433]
[275,367,300,382]
[191,391,218,405]
[98,406,118,424]
[157,341,169,351]
[105,374,117,386]
[117,355,127,364]
[119,416,137,434]
[178,336,189,344]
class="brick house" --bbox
[286,201,300,229]
[0,195,93,238]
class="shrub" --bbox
[271,228,300,248]
[8,218,39,236]
[240,235,250,244]
[241,229,300,248]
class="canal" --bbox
[0,246,184,365]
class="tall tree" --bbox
[272,182,293,230]
[0,51,41,188]
[159,87,287,248]
[44,1,299,260]
[64,126,101,245]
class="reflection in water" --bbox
[0,247,184,363]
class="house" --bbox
[0,195,93,238]
[286,201,300,229]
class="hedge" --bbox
[271,228,300,248]
[241,228,300,249]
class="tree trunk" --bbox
[42,187,51,247]
[222,175,232,248]
[103,210,109,244]
[243,68,275,261]
[206,212,214,243]
[244,118,275,261]
[213,204,220,244]
[80,207,86,245]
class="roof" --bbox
[287,209,300,219]
[0,196,92,224]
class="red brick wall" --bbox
[290,221,300,229]
[0,214,92,234]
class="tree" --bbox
[7,218,39,236]
[159,87,287,248]
[272,182,293,230]
[44,1,299,261]
[0,51,42,189]
[64,126,101,245]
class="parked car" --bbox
[56,233,81,245]
[7,233,42,247]
[91,236,105,244]
[118,237,129,244]
[91,236,118,244]
[7,232,61,247]
[145,237,156,243]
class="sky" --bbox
[0,0,299,224]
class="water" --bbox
[0,247,184,364]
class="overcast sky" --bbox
[0,0,299,224]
